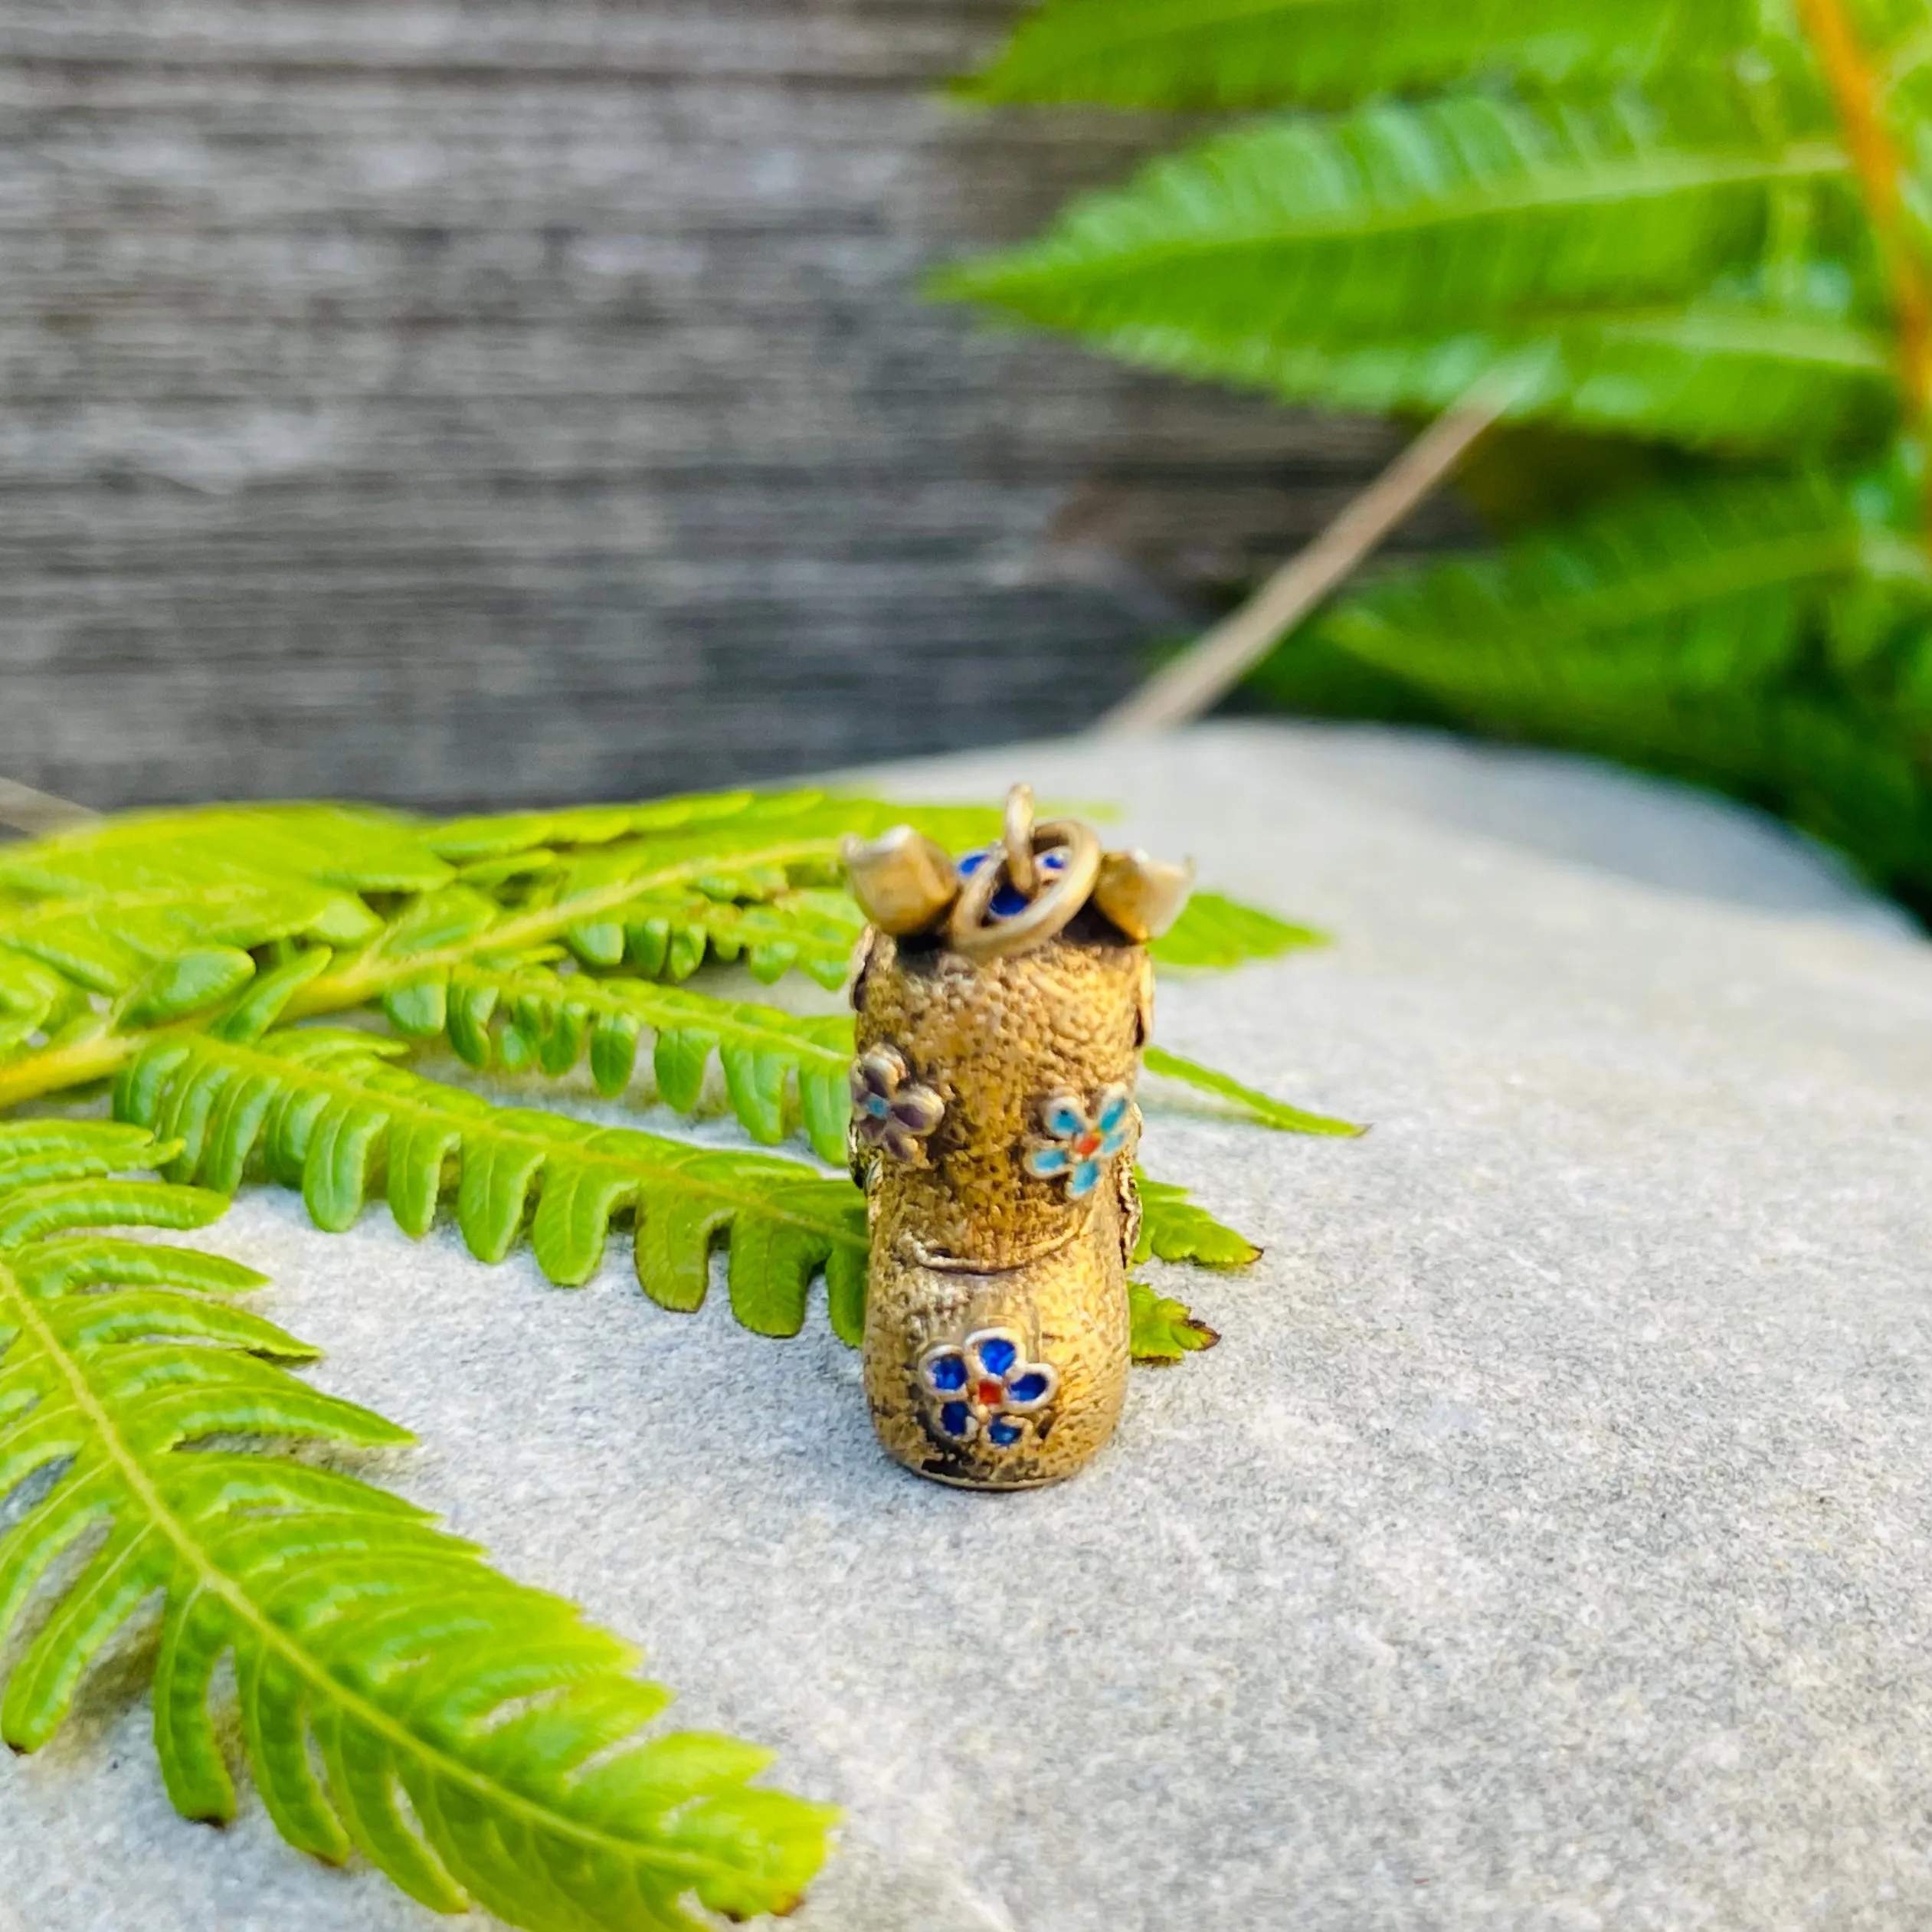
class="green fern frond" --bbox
[563,886,866,990]
[0,794,993,1112]
[0,806,457,1099]
[1256,467,1932,899]
[315,794,983,1019]
[1128,1279,1222,1361]
[0,806,427,1024]
[1053,299,1898,450]
[113,1029,872,1339]
[1135,1174,1263,1268]
[2,794,1300,1367]
[1151,890,1327,968]
[0,794,1302,1377]
[946,1,1932,912]
[0,787,1310,1115]
[403,962,1341,1165]
[960,0,1751,111]
[938,91,1855,350]
[424,788,825,863]
[0,1119,833,1930]
[937,87,1902,450]
[114,1027,1276,1361]
[1143,1045,1364,1135]
[1281,470,1864,705]
[394,960,857,1164]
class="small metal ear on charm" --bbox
[1093,849,1195,943]
[841,825,960,936]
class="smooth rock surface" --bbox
[5,722,1931,1931]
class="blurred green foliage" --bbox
[943,0,1932,920]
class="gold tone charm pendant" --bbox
[843,788,1193,1490]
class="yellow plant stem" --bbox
[1796,0,1932,423]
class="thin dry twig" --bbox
[0,777,98,837]
[1092,390,1511,738]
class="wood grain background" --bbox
[0,2,1464,811]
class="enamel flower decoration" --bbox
[919,1328,1058,1449]
[850,1045,944,1165]
[1023,1084,1132,1199]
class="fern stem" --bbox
[0,1253,738,1894]
[1796,0,1932,422]
[0,777,97,838]
[0,1030,131,1111]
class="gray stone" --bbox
[4,722,1931,1931]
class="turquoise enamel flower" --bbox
[1023,1083,1132,1200]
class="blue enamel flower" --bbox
[1023,1084,1132,1200]
[919,1328,1058,1449]
[957,842,1069,919]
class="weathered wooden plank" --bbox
[0,2,1007,79]
[0,1,1459,811]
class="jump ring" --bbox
[1003,784,1038,898]
[947,820,1102,961]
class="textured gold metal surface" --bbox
[853,926,1151,1488]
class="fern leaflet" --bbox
[1,793,1299,1368]
[397,958,1347,1164]
[960,0,1754,110]
[0,794,993,1112]
[0,805,439,1066]
[1050,299,1898,450]
[1128,1279,1223,1361]
[1151,890,1327,968]
[1135,1174,1264,1269]
[1255,467,1932,895]
[1292,470,1865,702]
[935,91,1865,435]
[395,960,857,1165]
[1144,1045,1364,1135]
[557,886,865,990]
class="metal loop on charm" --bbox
[948,816,1102,961]
[1003,783,1040,897]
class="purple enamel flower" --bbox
[850,1045,945,1165]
